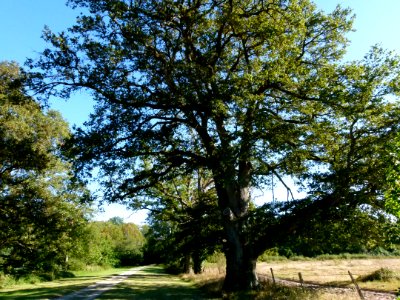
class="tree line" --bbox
[1,0,400,292]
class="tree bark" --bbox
[213,161,257,291]
[182,254,191,274]
[192,250,203,274]
[222,221,259,291]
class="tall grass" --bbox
[0,272,42,288]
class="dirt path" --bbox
[56,265,217,300]
[96,265,218,299]
[56,266,147,300]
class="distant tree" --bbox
[272,206,400,257]
[0,61,91,276]
[72,220,145,267]
[29,0,400,290]
[109,216,124,225]
[143,171,222,274]
[116,222,146,265]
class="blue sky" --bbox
[2,0,399,124]
[1,0,399,223]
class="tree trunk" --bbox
[192,250,203,274]
[213,161,256,291]
[182,254,191,274]
[222,221,259,291]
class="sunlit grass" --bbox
[0,267,133,300]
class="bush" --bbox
[278,247,294,258]
[204,251,226,274]
[258,248,283,262]
[206,251,225,264]
[370,247,392,256]
[164,261,184,275]
[117,250,143,266]
[359,268,399,282]
[67,258,88,271]
[0,272,16,288]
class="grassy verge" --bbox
[0,267,133,299]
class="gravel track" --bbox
[55,266,147,300]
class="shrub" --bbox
[164,261,184,275]
[359,268,399,282]
[0,272,16,288]
[278,247,294,258]
[370,247,392,256]
[67,258,87,271]
[206,251,225,264]
[258,255,288,262]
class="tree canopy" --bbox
[28,0,400,290]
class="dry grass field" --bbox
[257,258,400,292]
[186,257,400,299]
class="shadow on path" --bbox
[97,266,220,300]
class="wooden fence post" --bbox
[298,272,304,287]
[348,270,365,300]
[270,268,276,285]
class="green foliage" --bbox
[71,220,145,269]
[258,248,289,262]
[385,135,400,218]
[272,206,400,257]
[0,61,91,278]
[0,272,18,288]
[109,216,124,225]
[206,252,226,264]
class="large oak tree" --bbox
[29,0,400,290]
